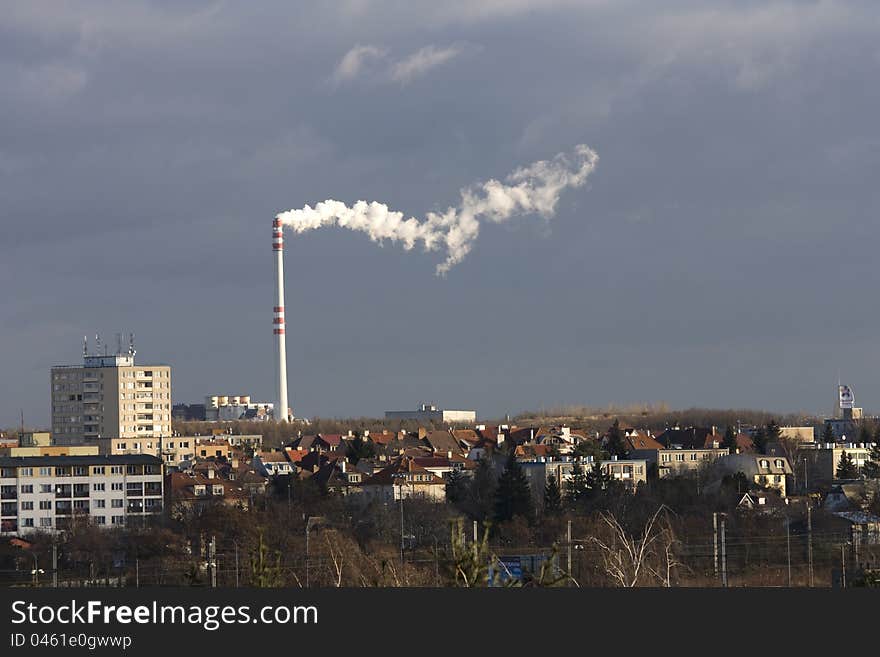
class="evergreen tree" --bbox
[494,451,534,524]
[821,422,836,443]
[765,420,781,446]
[564,463,588,507]
[445,468,467,509]
[346,435,375,464]
[836,450,858,480]
[605,419,627,459]
[863,442,880,479]
[585,460,612,495]
[752,427,768,455]
[721,425,738,452]
[468,456,497,523]
[543,474,562,516]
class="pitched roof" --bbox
[424,431,462,455]
[318,434,344,446]
[625,431,664,451]
[363,457,445,487]
[254,451,289,464]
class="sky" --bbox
[2,0,880,427]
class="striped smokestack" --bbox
[273,217,289,422]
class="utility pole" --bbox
[399,492,405,566]
[786,518,792,587]
[713,513,719,580]
[841,543,846,589]
[209,535,217,588]
[473,520,478,544]
[234,541,240,588]
[567,519,572,581]
[720,515,728,588]
[807,505,814,587]
[52,542,58,588]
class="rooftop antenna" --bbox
[129,333,136,358]
[116,332,122,356]
[95,333,101,357]
[83,335,88,358]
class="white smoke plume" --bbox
[276,144,598,275]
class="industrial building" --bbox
[385,403,476,424]
[0,454,164,536]
[204,395,275,421]
[51,337,171,444]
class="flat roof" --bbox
[0,454,162,468]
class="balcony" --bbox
[55,485,72,498]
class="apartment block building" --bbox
[629,446,729,478]
[51,343,171,443]
[0,454,163,535]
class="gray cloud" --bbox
[2,1,880,427]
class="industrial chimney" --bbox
[273,218,289,421]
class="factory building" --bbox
[204,395,275,421]
[385,403,476,425]
[51,337,172,444]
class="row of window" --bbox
[19,516,127,528]
[9,482,160,494]
[5,465,151,477]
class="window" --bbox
[111,483,123,491]
[93,466,105,475]
[111,499,123,508]
[40,485,52,494]
[73,466,88,476]
[690,453,698,461]
[39,467,52,476]
[39,517,52,528]
[110,466,123,475]
[23,518,34,527]
[21,501,34,510]
[95,516,106,525]
[760,460,769,469]
[111,515,124,525]
[675,454,684,462]
[93,483,105,492]
[774,459,784,468]
[93,499,106,508]
[39,501,52,510]
[20,468,33,477]
[20,485,33,494]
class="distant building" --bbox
[204,395,275,421]
[385,403,476,425]
[713,453,793,497]
[629,446,728,478]
[19,432,52,447]
[171,403,206,421]
[518,455,648,506]
[799,442,875,489]
[51,339,172,443]
[0,454,163,535]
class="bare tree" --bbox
[588,505,678,587]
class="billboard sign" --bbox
[839,384,855,410]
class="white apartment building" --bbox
[51,344,172,443]
[0,455,164,536]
